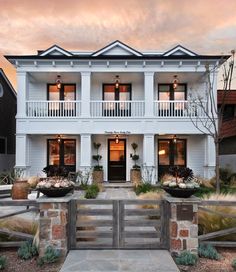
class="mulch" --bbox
[0,248,64,272]
[178,248,236,272]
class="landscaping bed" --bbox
[0,248,64,272]
[178,248,236,272]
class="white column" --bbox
[80,134,92,167]
[17,71,29,118]
[81,72,91,117]
[15,134,30,175]
[144,72,154,117]
[143,134,156,184]
[204,135,216,178]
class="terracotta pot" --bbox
[12,179,29,200]
[92,170,104,184]
[130,169,141,184]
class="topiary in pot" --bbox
[92,143,103,184]
[130,143,141,184]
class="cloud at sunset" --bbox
[0,0,235,87]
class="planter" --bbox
[37,186,74,197]
[130,169,141,184]
[12,179,29,200]
[92,170,104,184]
[162,186,198,198]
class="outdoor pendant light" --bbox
[173,75,179,90]
[115,75,120,89]
[57,134,62,143]
[115,134,119,144]
[56,75,62,89]
[173,134,177,143]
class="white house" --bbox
[5,41,228,182]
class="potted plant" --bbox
[161,166,200,198]
[92,142,103,184]
[12,168,29,200]
[36,177,75,197]
[130,143,141,184]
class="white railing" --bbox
[154,100,207,118]
[90,100,145,117]
[26,101,81,117]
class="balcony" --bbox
[25,100,207,118]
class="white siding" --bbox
[28,83,47,100]
[91,73,144,101]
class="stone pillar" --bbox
[17,71,28,118]
[37,196,72,256]
[144,72,154,117]
[81,72,91,118]
[164,196,200,255]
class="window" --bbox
[47,139,76,171]
[223,105,236,121]
[158,84,187,101]
[48,84,76,101]
[158,139,186,177]
[0,83,3,97]
[0,138,6,154]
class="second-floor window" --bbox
[158,84,187,101]
[48,84,76,101]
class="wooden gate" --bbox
[69,199,169,249]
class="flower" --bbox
[36,178,75,189]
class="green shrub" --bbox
[175,251,198,266]
[17,241,38,260]
[198,244,221,260]
[37,246,60,267]
[220,167,233,185]
[135,183,153,195]
[232,259,236,270]
[0,256,6,270]
[85,184,99,199]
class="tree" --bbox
[188,50,235,193]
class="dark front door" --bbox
[108,139,126,181]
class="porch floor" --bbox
[60,249,179,272]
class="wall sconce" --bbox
[173,134,177,143]
[57,134,62,143]
[56,75,62,90]
[115,134,119,144]
[173,75,179,90]
[115,75,120,89]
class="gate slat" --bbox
[125,209,160,216]
[124,231,160,238]
[78,209,112,216]
[77,231,113,238]
[77,220,113,227]
[124,219,161,227]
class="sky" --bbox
[0,0,236,88]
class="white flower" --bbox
[178,183,187,189]
[169,182,177,187]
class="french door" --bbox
[158,139,186,177]
[108,139,126,181]
[103,84,131,116]
[47,139,76,172]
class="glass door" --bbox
[108,139,126,181]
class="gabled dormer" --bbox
[163,45,197,57]
[92,40,143,57]
[38,45,73,57]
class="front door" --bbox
[108,139,126,181]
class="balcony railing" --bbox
[25,100,207,118]
[26,101,81,117]
[90,101,145,117]
[154,100,207,118]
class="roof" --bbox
[4,40,230,62]
[0,69,16,97]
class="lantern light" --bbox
[173,75,179,90]
[56,75,62,90]
[115,134,119,144]
[115,75,120,89]
[57,134,61,143]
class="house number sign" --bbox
[105,131,131,134]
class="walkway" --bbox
[60,249,179,272]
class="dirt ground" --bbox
[178,248,236,272]
[0,248,64,272]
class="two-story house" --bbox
[5,41,228,182]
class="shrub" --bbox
[169,166,193,181]
[232,259,236,270]
[0,256,6,270]
[37,246,60,267]
[219,167,233,185]
[43,165,68,177]
[85,184,99,199]
[18,241,38,260]
[175,251,198,266]
[198,194,236,241]
[134,183,153,195]
[198,244,221,260]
